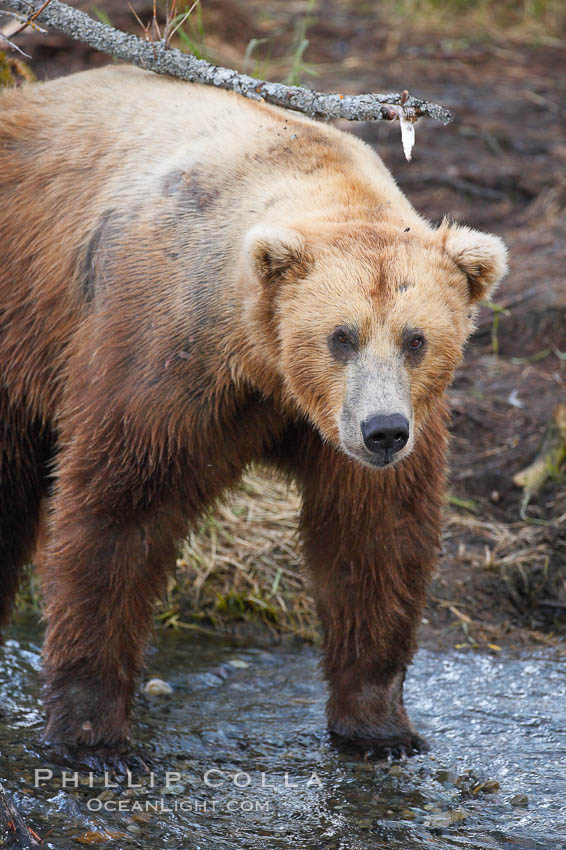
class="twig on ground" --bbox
[513,404,566,519]
[0,781,42,849]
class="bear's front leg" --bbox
[38,428,189,764]
[297,431,446,759]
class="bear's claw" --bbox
[330,731,429,762]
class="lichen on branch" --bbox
[2,0,453,127]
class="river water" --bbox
[1,618,564,849]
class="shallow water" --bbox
[1,618,565,849]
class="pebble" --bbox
[435,769,458,786]
[161,783,185,795]
[426,809,469,828]
[401,808,417,820]
[144,678,173,696]
[96,790,115,802]
[510,793,529,807]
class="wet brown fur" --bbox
[0,67,507,756]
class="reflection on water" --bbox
[1,618,565,849]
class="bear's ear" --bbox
[245,225,312,288]
[443,223,508,303]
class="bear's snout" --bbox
[338,356,413,468]
[361,413,410,461]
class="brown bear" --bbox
[0,66,507,765]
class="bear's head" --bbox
[244,220,507,468]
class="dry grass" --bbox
[380,0,566,44]
[444,504,566,590]
[158,465,565,644]
[444,508,564,576]
[156,467,319,640]
[435,494,566,649]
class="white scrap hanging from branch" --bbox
[1,0,453,159]
[384,98,417,161]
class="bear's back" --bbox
[1,65,410,216]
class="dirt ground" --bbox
[5,0,566,651]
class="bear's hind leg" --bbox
[41,457,186,756]
[0,398,55,629]
[38,407,210,762]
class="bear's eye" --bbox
[408,334,425,350]
[403,329,427,362]
[328,326,358,362]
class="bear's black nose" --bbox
[361,414,410,455]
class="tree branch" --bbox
[2,0,453,126]
[0,782,42,849]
